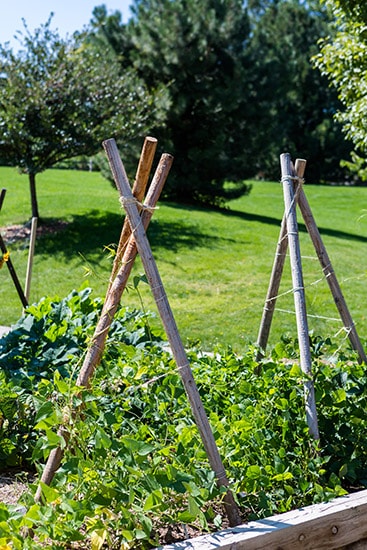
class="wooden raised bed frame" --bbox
[161,489,367,549]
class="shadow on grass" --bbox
[36,210,216,258]
[167,202,367,244]
[221,208,367,244]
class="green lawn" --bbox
[0,166,366,351]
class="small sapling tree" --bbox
[0,17,154,219]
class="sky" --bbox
[0,0,133,49]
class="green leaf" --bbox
[90,529,107,550]
[38,482,61,504]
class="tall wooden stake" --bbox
[24,217,38,304]
[103,138,242,527]
[281,153,319,440]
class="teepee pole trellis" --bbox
[35,144,172,501]
[280,153,319,440]
[103,138,242,527]
[256,160,306,359]
[257,157,366,365]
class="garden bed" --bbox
[161,489,367,549]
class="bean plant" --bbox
[0,288,366,548]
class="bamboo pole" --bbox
[107,136,157,294]
[24,217,38,304]
[256,161,306,360]
[296,168,367,364]
[35,153,172,501]
[281,153,319,440]
[103,138,242,527]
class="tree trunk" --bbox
[29,172,39,220]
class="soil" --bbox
[0,469,34,506]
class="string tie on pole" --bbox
[120,196,158,213]
[280,175,305,184]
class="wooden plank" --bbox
[160,490,367,549]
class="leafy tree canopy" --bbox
[91,0,253,206]
[246,0,352,182]
[314,0,367,179]
[0,16,160,218]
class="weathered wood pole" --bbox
[256,161,306,360]
[295,162,367,364]
[24,217,38,303]
[35,152,172,501]
[281,153,319,440]
[107,136,157,294]
[103,138,242,527]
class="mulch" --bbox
[0,220,69,244]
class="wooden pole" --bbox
[0,188,6,212]
[281,153,319,440]
[35,152,172,501]
[0,232,28,309]
[107,136,157,294]
[103,138,242,527]
[0,187,28,308]
[295,162,367,364]
[24,217,38,304]
[256,161,306,360]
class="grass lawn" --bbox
[0,165,366,351]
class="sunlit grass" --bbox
[1,165,366,351]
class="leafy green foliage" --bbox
[246,0,352,182]
[315,0,367,179]
[91,0,254,206]
[0,290,367,547]
[0,17,159,218]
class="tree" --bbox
[314,0,367,180]
[91,0,253,205]
[245,0,352,182]
[0,17,155,219]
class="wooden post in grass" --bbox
[281,153,319,440]
[0,188,28,309]
[296,167,367,365]
[35,147,172,501]
[24,217,38,304]
[0,188,6,212]
[102,138,242,527]
[256,161,306,360]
